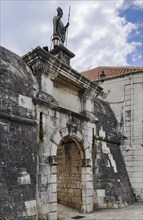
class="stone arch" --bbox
[57,136,84,210]
[49,127,93,213]
[49,127,90,160]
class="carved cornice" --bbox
[23,47,103,96]
[32,62,45,76]
[0,111,37,125]
[31,59,59,81]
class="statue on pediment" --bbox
[53,7,70,45]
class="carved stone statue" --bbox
[53,7,69,44]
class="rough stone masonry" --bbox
[0,45,134,220]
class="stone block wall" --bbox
[0,120,37,220]
[101,73,143,201]
[0,46,38,220]
[95,141,134,208]
[36,103,95,218]
[57,141,82,210]
[0,45,137,220]
[93,99,134,209]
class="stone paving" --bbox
[58,202,143,220]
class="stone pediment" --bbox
[23,46,103,99]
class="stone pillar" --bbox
[81,167,94,213]
[37,160,57,220]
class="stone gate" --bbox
[0,45,134,220]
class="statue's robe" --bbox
[53,16,66,43]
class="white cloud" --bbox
[1,0,142,72]
[120,0,143,10]
[69,1,140,71]
[133,0,143,8]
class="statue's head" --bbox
[57,7,63,17]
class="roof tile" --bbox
[81,66,143,81]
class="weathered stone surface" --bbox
[99,73,143,201]
[0,45,135,220]
[0,46,38,219]
[93,99,134,208]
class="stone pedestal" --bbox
[50,44,75,65]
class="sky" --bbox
[1,0,143,72]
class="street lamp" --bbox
[99,70,106,83]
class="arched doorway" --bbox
[57,136,84,211]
